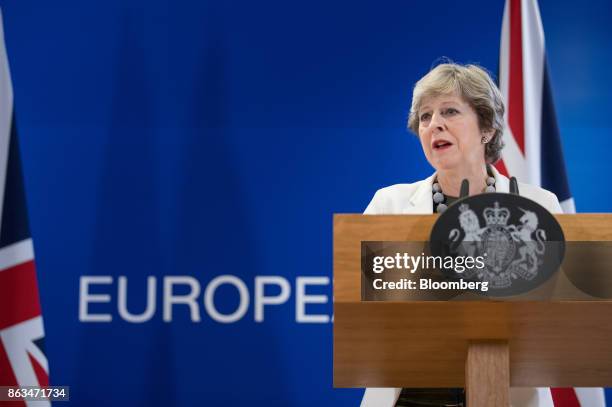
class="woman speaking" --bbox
[362,63,562,407]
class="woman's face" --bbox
[417,93,489,172]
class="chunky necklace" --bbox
[432,176,496,213]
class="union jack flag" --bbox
[497,0,574,213]
[0,10,49,407]
[497,0,604,406]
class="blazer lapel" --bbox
[490,165,510,193]
[407,172,436,214]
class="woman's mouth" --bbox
[432,139,453,151]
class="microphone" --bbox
[460,179,469,198]
[509,176,520,195]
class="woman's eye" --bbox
[420,112,431,121]
[444,108,458,115]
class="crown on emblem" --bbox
[483,202,510,225]
[458,203,469,213]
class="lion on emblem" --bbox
[449,205,485,258]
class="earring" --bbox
[481,136,489,144]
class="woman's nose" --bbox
[430,112,446,132]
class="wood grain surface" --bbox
[466,341,509,407]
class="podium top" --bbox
[334,214,612,303]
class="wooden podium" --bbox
[333,214,612,406]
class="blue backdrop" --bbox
[0,0,610,405]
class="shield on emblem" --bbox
[429,192,565,297]
[482,226,516,272]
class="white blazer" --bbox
[364,166,562,216]
[361,166,563,407]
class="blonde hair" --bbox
[407,63,505,164]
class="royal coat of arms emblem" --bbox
[430,192,565,296]
[450,202,546,289]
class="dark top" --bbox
[395,388,464,406]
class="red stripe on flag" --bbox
[508,0,525,154]
[551,388,581,407]
[495,158,510,177]
[28,352,49,387]
[0,261,42,331]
